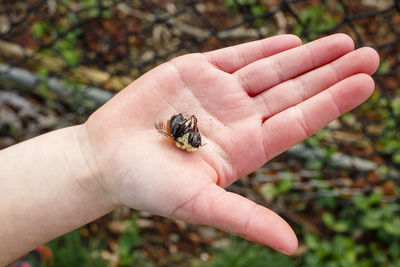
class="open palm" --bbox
[85,34,379,254]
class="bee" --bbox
[155,113,203,152]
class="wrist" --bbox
[73,123,121,210]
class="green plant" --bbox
[376,92,400,164]
[118,216,148,266]
[261,171,294,199]
[321,212,349,233]
[43,229,107,267]
[320,191,400,238]
[36,66,58,107]
[32,21,51,39]
[303,192,400,266]
[226,0,261,10]
[359,87,400,164]
[377,60,391,74]
[208,236,298,267]
[29,0,116,110]
[0,124,18,138]
[225,0,266,25]
[302,128,338,175]
[353,193,400,238]
[54,29,82,67]
[304,234,368,267]
[293,5,340,40]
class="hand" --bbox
[83,34,379,254]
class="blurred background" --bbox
[1,0,399,266]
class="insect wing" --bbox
[155,121,174,139]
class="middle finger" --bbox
[233,34,355,96]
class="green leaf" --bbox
[118,217,142,266]
[333,221,349,233]
[208,236,296,267]
[305,233,319,250]
[389,242,400,258]
[251,5,266,16]
[260,183,278,199]
[322,212,349,232]
[360,210,384,229]
[32,22,48,38]
[383,217,400,236]
[293,5,339,40]
[393,153,400,164]
[277,177,293,193]
[377,60,391,74]
[322,212,335,226]
[353,192,382,210]
[62,49,81,67]
[317,196,337,209]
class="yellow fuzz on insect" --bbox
[176,132,198,152]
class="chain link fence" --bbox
[0,0,399,213]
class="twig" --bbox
[0,39,131,91]
[0,62,113,105]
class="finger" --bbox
[255,47,380,118]
[234,33,355,96]
[173,184,298,254]
[204,34,302,73]
[262,73,374,160]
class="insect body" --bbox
[155,113,202,152]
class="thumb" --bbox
[173,184,298,254]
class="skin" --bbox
[0,34,380,264]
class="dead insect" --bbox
[155,113,203,152]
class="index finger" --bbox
[204,34,302,73]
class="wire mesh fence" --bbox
[0,0,399,203]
